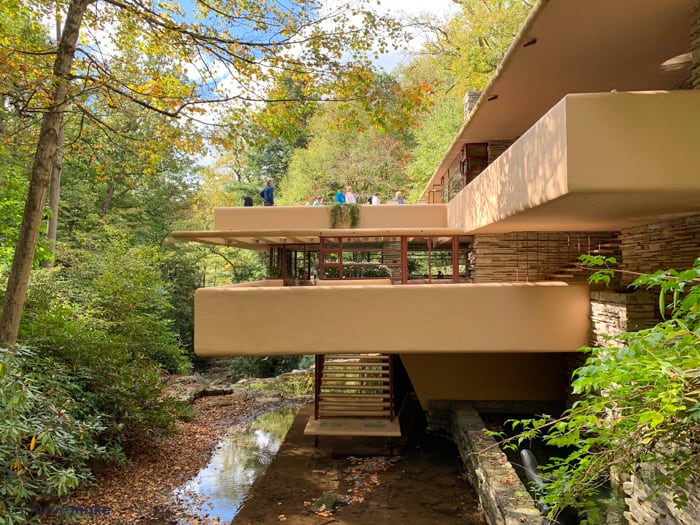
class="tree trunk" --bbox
[43,122,64,268]
[0,0,91,347]
[100,179,115,217]
[42,9,66,269]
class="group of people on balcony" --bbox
[243,180,406,207]
[330,187,405,205]
[242,180,275,206]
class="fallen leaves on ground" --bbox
[303,455,400,519]
[41,392,257,524]
[341,455,399,504]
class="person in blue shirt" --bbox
[334,188,346,203]
[260,180,274,206]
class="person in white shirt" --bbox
[371,192,381,205]
[345,186,356,204]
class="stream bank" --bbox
[41,374,310,525]
[43,373,486,524]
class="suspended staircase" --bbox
[304,353,401,437]
[547,234,622,281]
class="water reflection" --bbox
[175,407,298,523]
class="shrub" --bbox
[227,355,310,382]
[0,348,116,523]
[19,246,188,447]
[501,258,700,520]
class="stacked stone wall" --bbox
[619,216,700,286]
[487,140,514,164]
[624,468,700,525]
[472,231,619,283]
[589,291,658,347]
[463,90,482,121]
[450,402,542,525]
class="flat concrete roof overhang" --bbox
[448,91,700,233]
[171,227,467,249]
[193,281,590,357]
[171,204,462,248]
[423,0,696,198]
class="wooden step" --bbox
[304,416,401,437]
[322,377,389,383]
[322,377,390,388]
[549,273,574,279]
[321,385,389,394]
[318,409,392,417]
[324,361,389,369]
[326,354,388,360]
[322,368,389,375]
[320,393,389,399]
[319,401,391,408]
[325,362,388,366]
[326,352,389,357]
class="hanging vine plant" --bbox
[329,203,360,228]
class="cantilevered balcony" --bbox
[194,280,589,357]
[448,90,700,234]
[174,203,454,249]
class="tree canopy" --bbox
[0,0,412,345]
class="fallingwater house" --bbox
[173,1,700,523]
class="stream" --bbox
[173,406,299,523]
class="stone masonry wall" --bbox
[488,140,515,164]
[619,216,700,286]
[463,90,482,121]
[472,231,620,283]
[589,291,658,346]
[450,402,542,525]
[624,466,700,525]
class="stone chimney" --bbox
[463,91,482,121]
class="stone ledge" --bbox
[450,402,542,525]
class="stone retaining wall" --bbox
[449,402,542,525]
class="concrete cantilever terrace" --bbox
[172,0,700,413]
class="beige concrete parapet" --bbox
[448,91,700,233]
[214,203,448,231]
[194,281,590,357]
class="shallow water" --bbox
[174,406,298,523]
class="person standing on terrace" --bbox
[345,186,356,204]
[371,192,381,205]
[335,187,346,203]
[260,180,274,206]
[312,195,324,206]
